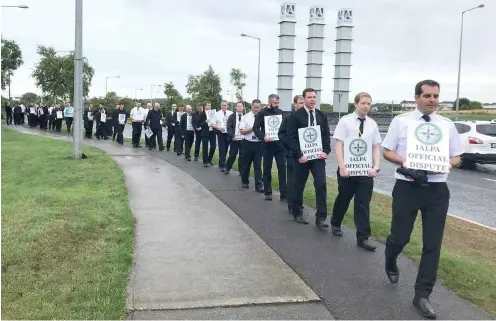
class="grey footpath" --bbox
[6,126,333,320]
[6,126,493,320]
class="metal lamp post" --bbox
[73,0,83,160]
[241,33,261,100]
[1,5,29,8]
[150,84,162,105]
[135,88,143,101]
[105,76,120,96]
[454,4,484,121]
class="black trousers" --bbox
[385,180,450,299]
[55,119,63,132]
[174,129,184,153]
[217,131,229,168]
[286,157,295,210]
[85,121,94,138]
[116,124,125,144]
[6,112,12,125]
[331,170,374,241]
[96,122,107,139]
[112,123,119,140]
[14,113,21,125]
[49,117,54,130]
[240,140,262,189]
[150,127,164,149]
[292,159,327,220]
[145,130,150,147]
[226,140,241,171]
[166,126,175,150]
[28,114,36,127]
[21,113,25,124]
[194,130,202,158]
[184,131,195,158]
[262,143,287,196]
[132,122,142,146]
[66,118,73,132]
[39,116,47,130]
[201,131,217,164]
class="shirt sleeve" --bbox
[448,122,465,157]
[381,116,399,151]
[332,118,347,141]
[372,122,382,145]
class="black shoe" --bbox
[148,147,153,150]
[167,148,170,151]
[242,183,249,188]
[194,157,198,161]
[209,162,214,166]
[186,157,191,161]
[385,258,399,284]
[265,194,272,201]
[288,206,293,215]
[331,226,343,236]
[358,239,377,251]
[315,219,328,229]
[294,216,309,224]
[413,297,437,319]
[177,152,181,156]
[220,167,225,172]
[280,195,287,202]
[204,163,209,167]
[256,188,264,193]
[224,170,230,175]
[159,147,164,151]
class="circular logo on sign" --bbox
[349,138,367,156]
[267,116,280,128]
[303,127,318,143]
[415,123,442,145]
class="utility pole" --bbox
[72,0,83,160]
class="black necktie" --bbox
[358,118,365,137]
[422,114,431,122]
[309,110,314,126]
[238,114,241,122]
[223,110,226,116]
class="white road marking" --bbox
[482,178,496,183]
[447,213,496,232]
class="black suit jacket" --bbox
[287,107,331,159]
[198,111,210,137]
[180,113,195,133]
[226,112,244,141]
[278,111,293,158]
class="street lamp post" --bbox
[454,4,484,121]
[105,76,120,96]
[135,88,143,101]
[1,5,29,8]
[150,84,162,105]
[241,33,261,100]
[73,0,83,160]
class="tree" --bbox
[186,65,222,109]
[1,38,24,95]
[31,45,95,103]
[457,97,483,110]
[229,68,246,102]
[163,81,183,109]
[21,92,39,105]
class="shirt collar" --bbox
[353,111,368,120]
[414,107,436,120]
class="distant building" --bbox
[400,100,416,110]
[439,101,454,110]
[483,103,496,109]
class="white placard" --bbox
[145,127,153,138]
[118,114,126,125]
[186,115,193,131]
[30,107,36,114]
[100,113,107,123]
[64,107,73,118]
[264,115,282,141]
[39,108,44,115]
[176,111,184,122]
[235,119,243,140]
[405,121,450,173]
[343,136,373,176]
[206,110,216,126]
[298,125,323,160]
[87,112,94,121]
[56,111,63,119]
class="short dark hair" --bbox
[252,99,261,105]
[302,88,316,98]
[268,94,279,100]
[221,100,228,104]
[293,95,303,103]
[415,80,440,96]
[236,101,244,106]
[354,92,372,104]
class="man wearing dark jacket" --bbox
[199,102,217,166]
[180,105,195,160]
[115,104,128,145]
[192,103,203,161]
[145,103,164,150]
[4,104,13,125]
[279,95,305,215]
[225,102,245,174]
[164,105,175,151]
[84,104,95,138]
[253,94,287,201]
[173,105,185,155]
[287,88,331,227]
[112,104,120,141]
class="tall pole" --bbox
[105,77,108,96]
[454,4,484,121]
[257,38,260,100]
[73,0,83,160]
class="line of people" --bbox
[4,102,75,132]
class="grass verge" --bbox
[1,127,135,319]
[200,147,496,317]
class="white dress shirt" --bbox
[303,106,318,126]
[382,108,464,182]
[333,112,382,145]
[215,109,233,134]
[130,107,145,122]
[239,111,260,142]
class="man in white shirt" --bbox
[130,102,145,147]
[224,102,245,174]
[331,92,382,251]
[382,80,464,319]
[213,100,233,171]
[239,99,263,191]
[64,103,74,133]
[143,103,152,148]
[199,102,217,166]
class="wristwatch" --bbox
[374,168,380,173]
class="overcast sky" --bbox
[1,0,495,104]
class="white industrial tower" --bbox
[305,6,325,110]
[332,8,354,113]
[277,2,296,112]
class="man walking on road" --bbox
[382,79,464,319]
[239,99,263,191]
[130,102,144,148]
[146,103,164,151]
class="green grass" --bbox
[202,147,496,317]
[1,128,135,320]
[445,114,496,121]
